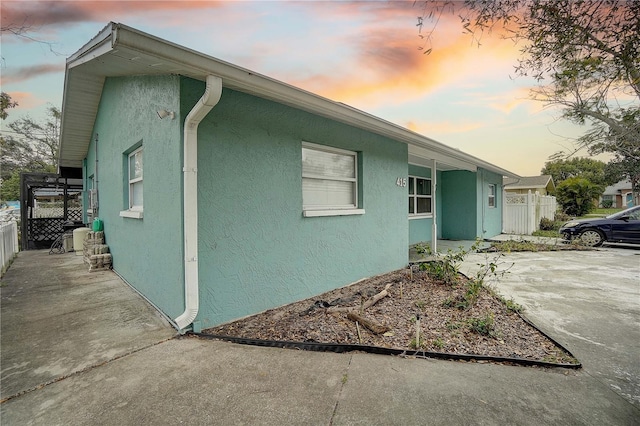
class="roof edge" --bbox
[59,22,520,179]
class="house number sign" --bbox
[396,177,407,187]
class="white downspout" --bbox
[174,75,223,331]
[431,159,437,253]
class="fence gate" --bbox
[20,173,84,250]
[503,190,557,235]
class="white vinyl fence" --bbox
[503,190,557,235]
[1,221,19,277]
[33,206,83,219]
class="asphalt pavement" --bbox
[1,245,639,425]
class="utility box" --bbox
[73,227,90,255]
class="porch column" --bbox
[431,159,437,252]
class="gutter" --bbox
[174,75,223,332]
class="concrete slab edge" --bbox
[193,332,582,369]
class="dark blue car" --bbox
[559,205,640,246]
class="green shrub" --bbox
[418,244,470,285]
[556,177,603,217]
[539,217,555,230]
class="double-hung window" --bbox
[408,176,432,216]
[488,184,496,208]
[128,147,143,210]
[120,146,143,218]
[302,142,363,217]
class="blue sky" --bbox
[1,0,595,176]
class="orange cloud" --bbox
[405,119,486,136]
[453,87,541,115]
[286,10,521,110]
[5,91,45,110]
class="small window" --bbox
[302,142,361,216]
[409,176,432,216]
[488,184,496,208]
[120,146,144,219]
[128,147,143,210]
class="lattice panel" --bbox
[67,208,83,221]
[505,195,527,205]
[28,218,65,242]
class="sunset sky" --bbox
[1,0,598,176]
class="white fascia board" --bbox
[67,38,114,69]
[409,150,477,173]
[67,23,115,65]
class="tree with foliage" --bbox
[0,171,20,201]
[555,177,603,216]
[1,92,18,120]
[541,157,613,188]
[1,106,60,182]
[1,92,20,202]
[604,157,640,206]
[418,1,639,177]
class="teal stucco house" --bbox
[57,23,518,332]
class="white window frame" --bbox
[120,146,144,219]
[301,142,364,217]
[408,176,433,218]
[488,184,496,208]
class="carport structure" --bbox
[19,172,83,250]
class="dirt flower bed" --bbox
[203,268,579,365]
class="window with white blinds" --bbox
[302,142,357,211]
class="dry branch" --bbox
[347,312,391,334]
[327,283,392,314]
[362,283,392,309]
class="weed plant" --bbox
[468,314,495,336]
[418,239,514,312]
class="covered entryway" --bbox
[407,144,517,252]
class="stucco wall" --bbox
[182,79,409,328]
[85,75,185,319]
[440,170,477,240]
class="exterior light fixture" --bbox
[157,109,175,120]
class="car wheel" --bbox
[579,229,605,247]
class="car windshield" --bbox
[607,206,639,219]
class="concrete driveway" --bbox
[460,245,640,408]
[1,248,639,425]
